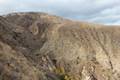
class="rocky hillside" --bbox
[0,12,120,80]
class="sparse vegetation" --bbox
[0,12,120,80]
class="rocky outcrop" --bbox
[0,12,120,80]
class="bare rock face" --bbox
[0,12,120,80]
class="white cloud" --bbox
[0,0,120,25]
[0,0,7,4]
[0,0,11,5]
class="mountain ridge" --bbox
[0,12,120,80]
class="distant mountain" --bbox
[0,12,120,80]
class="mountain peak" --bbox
[0,12,120,80]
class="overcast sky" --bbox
[0,0,120,25]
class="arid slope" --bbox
[0,12,120,80]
